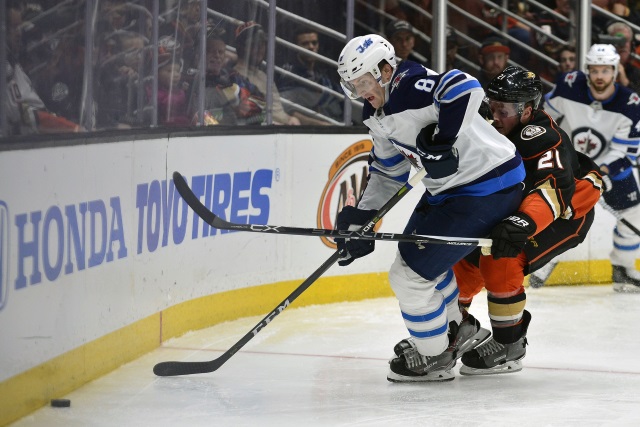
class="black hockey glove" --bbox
[335,206,378,266]
[489,212,537,259]
[416,123,459,179]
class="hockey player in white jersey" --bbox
[543,44,640,292]
[334,34,526,382]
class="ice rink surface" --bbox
[11,285,640,427]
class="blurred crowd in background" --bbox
[4,0,640,137]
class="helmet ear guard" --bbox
[337,34,397,99]
[584,44,620,79]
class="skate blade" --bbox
[459,360,523,376]
[387,369,455,383]
[613,283,640,293]
[457,328,491,356]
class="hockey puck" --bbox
[50,399,71,408]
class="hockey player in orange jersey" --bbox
[453,66,604,375]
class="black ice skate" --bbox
[612,265,640,293]
[387,313,490,383]
[460,310,531,376]
[452,312,491,355]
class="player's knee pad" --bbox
[479,254,526,294]
[603,157,640,211]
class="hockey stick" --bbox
[168,171,492,248]
[598,199,640,237]
[153,167,428,377]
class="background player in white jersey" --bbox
[335,34,526,382]
[542,44,640,292]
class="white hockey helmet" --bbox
[337,34,397,99]
[584,44,620,78]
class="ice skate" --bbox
[460,310,531,376]
[387,314,490,382]
[387,337,456,382]
[390,313,490,360]
[612,265,640,293]
[453,313,491,355]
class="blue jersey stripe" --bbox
[375,151,407,168]
[408,322,449,338]
[435,70,463,97]
[401,300,445,323]
[435,269,454,290]
[611,166,633,180]
[427,156,525,203]
[612,136,640,147]
[444,287,460,305]
[440,79,482,103]
[614,241,640,251]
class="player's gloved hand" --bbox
[489,212,537,259]
[416,123,459,179]
[335,206,378,266]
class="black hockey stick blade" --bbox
[154,168,427,376]
[153,251,341,376]
[171,171,491,248]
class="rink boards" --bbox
[0,131,616,425]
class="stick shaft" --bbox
[172,171,491,248]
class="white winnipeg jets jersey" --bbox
[357,60,524,210]
[544,71,640,166]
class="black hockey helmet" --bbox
[486,65,543,112]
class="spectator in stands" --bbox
[231,21,301,125]
[97,0,139,39]
[278,27,344,125]
[445,28,474,74]
[557,45,577,75]
[606,20,640,93]
[161,0,215,72]
[480,1,533,67]
[385,20,428,66]
[593,0,632,34]
[534,0,572,62]
[35,33,90,127]
[145,36,191,127]
[96,31,148,129]
[384,0,431,36]
[189,34,256,126]
[477,36,511,88]
[4,1,83,136]
[538,44,576,84]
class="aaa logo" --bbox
[317,139,380,248]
